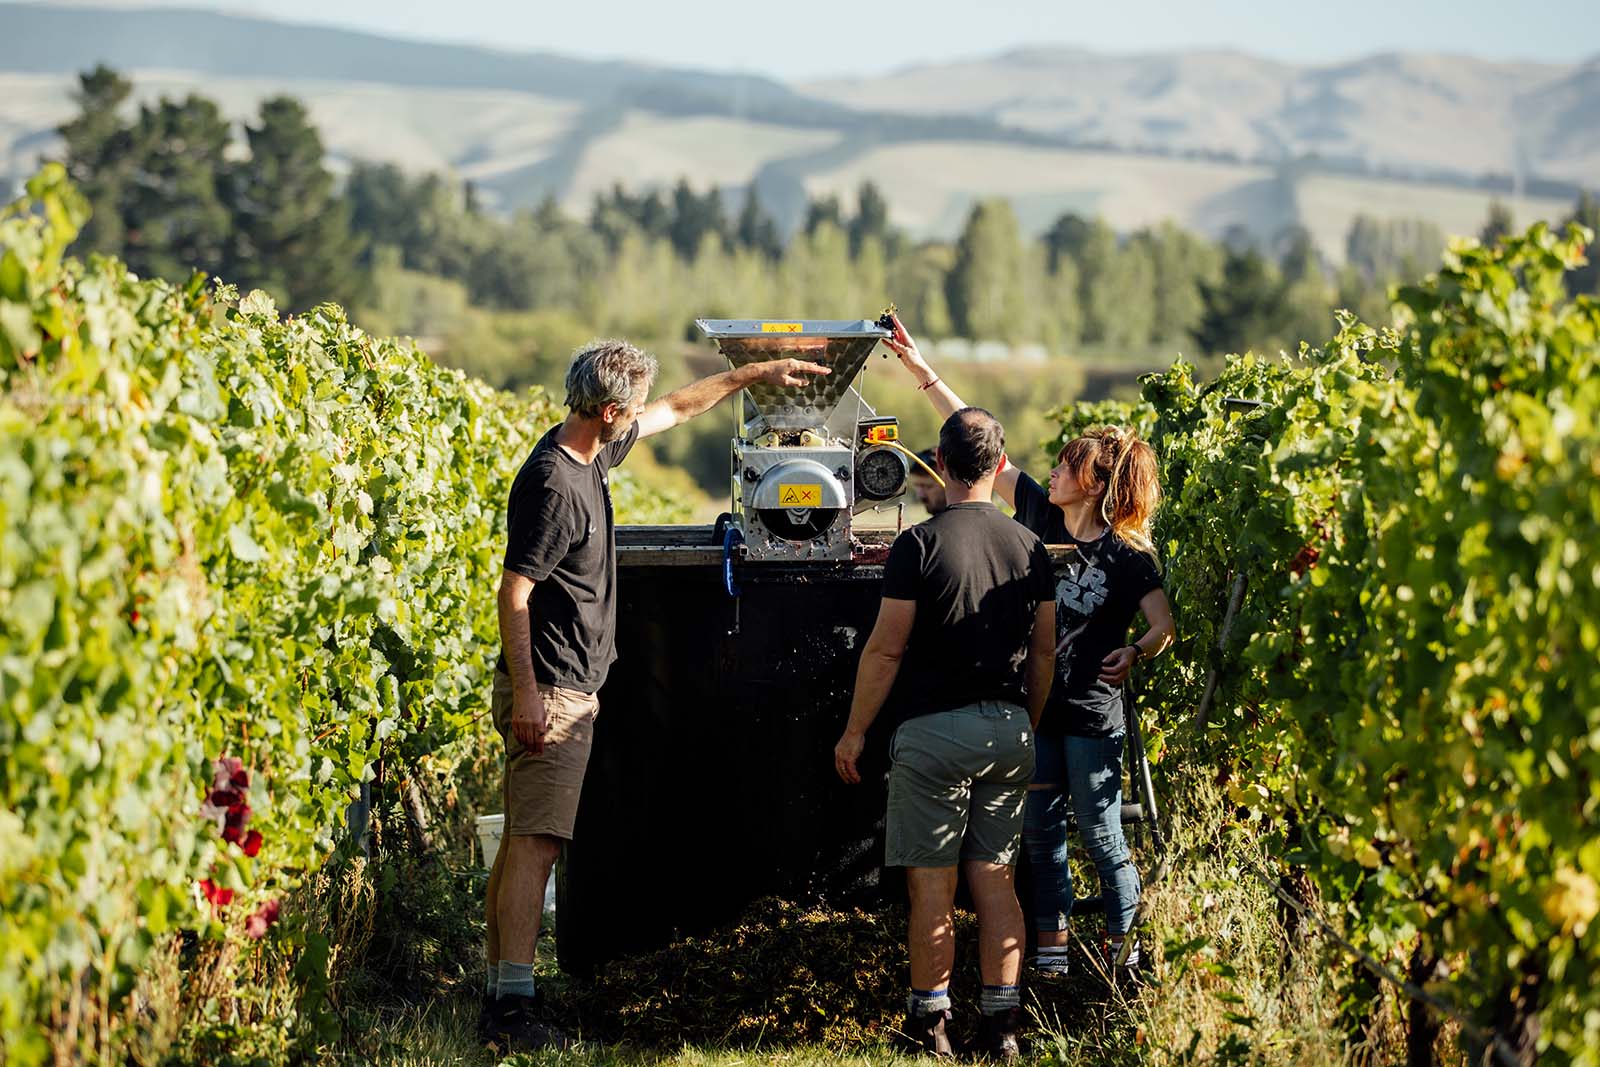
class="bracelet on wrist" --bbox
[918,376,941,391]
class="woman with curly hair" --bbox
[886,315,1175,980]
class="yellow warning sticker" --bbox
[761,322,804,333]
[778,483,822,507]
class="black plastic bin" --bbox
[555,525,1086,975]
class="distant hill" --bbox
[803,48,1600,185]
[0,3,1591,258]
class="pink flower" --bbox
[245,898,281,940]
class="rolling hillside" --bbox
[1,3,1591,258]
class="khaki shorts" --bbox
[491,669,600,840]
[885,701,1034,868]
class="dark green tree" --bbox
[1134,222,1221,348]
[848,180,892,258]
[1479,199,1515,247]
[1076,220,1154,349]
[121,94,234,283]
[735,187,782,260]
[57,64,133,255]
[1196,246,1295,355]
[226,96,359,309]
[1564,191,1599,297]
[1041,212,1093,272]
[1274,224,1321,284]
[945,199,1030,341]
[346,162,427,264]
[668,180,728,260]
[803,194,843,237]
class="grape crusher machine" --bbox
[695,318,913,562]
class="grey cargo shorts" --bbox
[885,701,1035,868]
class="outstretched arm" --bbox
[884,313,1024,508]
[635,358,829,439]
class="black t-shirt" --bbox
[496,422,639,693]
[1012,470,1162,737]
[880,502,1055,721]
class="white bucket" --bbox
[475,813,505,870]
[474,813,555,913]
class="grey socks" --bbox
[496,960,535,1000]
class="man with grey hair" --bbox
[483,338,827,1050]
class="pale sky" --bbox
[30,0,1600,79]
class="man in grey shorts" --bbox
[834,407,1056,1061]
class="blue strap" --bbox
[722,525,744,598]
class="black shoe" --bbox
[895,1008,954,1057]
[485,992,570,1052]
[976,1006,1024,1062]
[475,994,495,1045]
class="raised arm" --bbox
[884,313,1024,508]
[634,358,830,438]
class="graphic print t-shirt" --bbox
[1012,470,1162,737]
[496,422,639,693]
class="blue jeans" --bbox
[1022,733,1140,936]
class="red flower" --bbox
[211,757,246,793]
[241,830,263,857]
[200,879,234,909]
[208,788,240,809]
[245,898,281,940]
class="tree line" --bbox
[55,65,1600,363]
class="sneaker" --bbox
[1103,938,1147,987]
[895,1008,954,1057]
[1028,951,1071,978]
[485,992,570,1052]
[475,994,495,1045]
[975,1006,1024,1062]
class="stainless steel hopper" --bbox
[695,319,889,434]
[696,318,901,561]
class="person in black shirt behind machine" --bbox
[882,314,1175,983]
[835,408,1057,1061]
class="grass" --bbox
[314,762,1459,1067]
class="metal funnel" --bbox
[696,319,889,431]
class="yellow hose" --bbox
[881,439,945,489]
